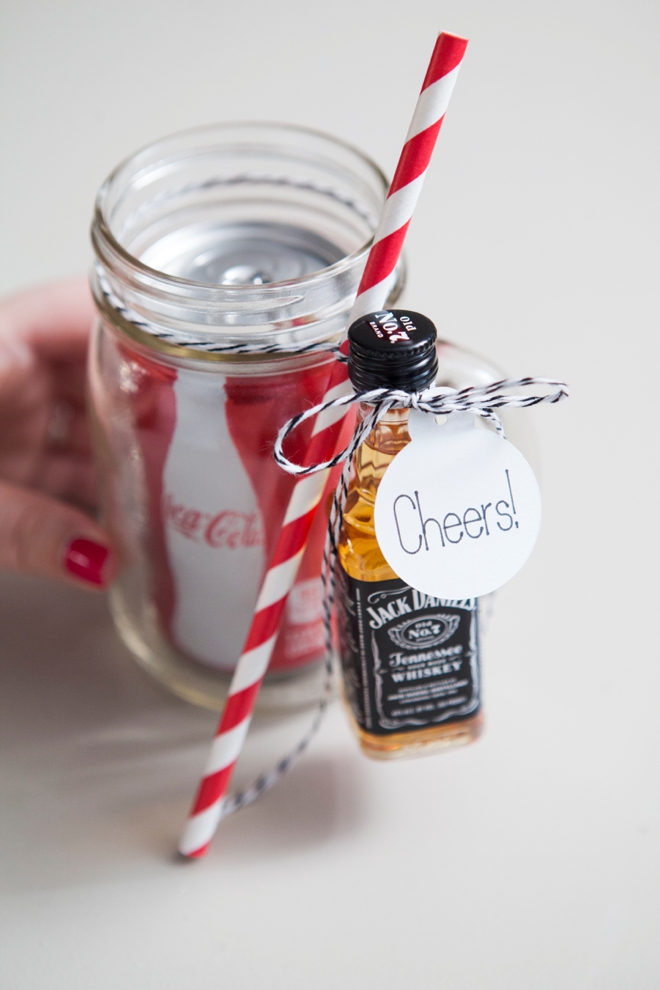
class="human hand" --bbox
[0,278,116,589]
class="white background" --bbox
[1,1,659,987]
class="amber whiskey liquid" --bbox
[337,408,483,759]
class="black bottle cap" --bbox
[347,310,438,392]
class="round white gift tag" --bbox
[374,409,542,600]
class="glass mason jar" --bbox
[88,122,404,711]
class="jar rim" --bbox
[92,120,389,295]
[90,120,404,355]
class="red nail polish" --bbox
[64,538,110,586]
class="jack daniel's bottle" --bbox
[336,310,483,759]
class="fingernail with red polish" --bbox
[64,538,111,586]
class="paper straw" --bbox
[179,360,352,857]
[349,31,468,322]
[179,30,468,858]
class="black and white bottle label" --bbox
[336,570,480,735]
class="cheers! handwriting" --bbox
[392,470,519,555]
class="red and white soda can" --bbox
[88,122,403,708]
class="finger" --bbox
[0,480,116,589]
[44,406,93,456]
[0,279,93,418]
[50,359,88,406]
[0,452,98,507]
[0,277,95,360]
[34,454,98,507]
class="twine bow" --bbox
[274,377,569,476]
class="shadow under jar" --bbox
[88,122,404,711]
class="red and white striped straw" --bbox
[179,31,468,859]
[349,31,468,322]
[179,360,351,857]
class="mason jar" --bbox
[88,122,404,711]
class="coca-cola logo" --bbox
[163,494,263,549]
[206,511,262,549]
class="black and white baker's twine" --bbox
[274,377,569,476]
[94,261,342,356]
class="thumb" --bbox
[0,480,116,589]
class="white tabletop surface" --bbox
[1,0,659,987]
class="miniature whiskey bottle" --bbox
[336,310,483,759]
